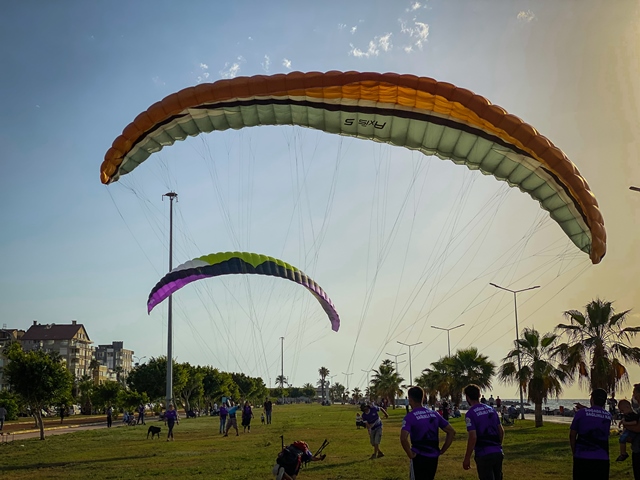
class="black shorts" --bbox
[410,455,438,480]
[573,457,609,480]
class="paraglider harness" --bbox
[276,436,328,476]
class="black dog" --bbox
[147,425,161,439]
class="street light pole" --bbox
[280,336,285,404]
[397,341,422,387]
[490,282,540,420]
[163,191,178,410]
[385,352,406,374]
[431,324,465,357]
[342,372,353,390]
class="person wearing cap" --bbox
[361,402,389,459]
[569,388,612,479]
[624,383,640,480]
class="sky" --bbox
[1,0,639,400]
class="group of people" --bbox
[218,397,274,437]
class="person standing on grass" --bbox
[224,402,240,437]
[401,386,456,480]
[462,384,504,480]
[264,397,273,425]
[219,403,228,434]
[165,403,179,441]
[623,383,640,480]
[569,388,611,480]
[361,402,389,459]
[0,404,7,431]
[106,405,113,428]
[137,403,145,425]
[242,401,253,433]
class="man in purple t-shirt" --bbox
[361,403,389,459]
[570,388,612,479]
[462,384,504,480]
[401,386,456,480]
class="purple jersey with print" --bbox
[165,410,178,422]
[402,407,450,458]
[362,406,382,429]
[465,403,502,457]
[570,406,611,460]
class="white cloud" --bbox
[282,58,292,69]
[338,23,347,30]
[349,32,394,58]
[351,26,357,34]
[220,62,241,79]
[35,104,40,108]
[152,76,165,86]
[262,55,271,73]
[517,10,535,22]
[404,45,413,53]
[248,36,253,41]
[379,33,393,52]
[399,20,429,51]
[200,63,208,70]
[407,1,422,11]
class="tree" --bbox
[4,343,73,440]
[127,356,188,403]
[329,382,346,404]
[302,383,316,399]
[201,367,238,404]
[275,374,288,388]
[499,328,572,427]
[447,348,495,405]
[351,387,362,403]
[556,299,640,394]
[93,381,122,413]
[77,375,95,414]
[176,363,203,413]
[416,358,453,404]
[318,367,329,401]
[89,358,101,384]
[371,360,404,409]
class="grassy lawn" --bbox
[0,403,635,479]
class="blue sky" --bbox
[1,0,639,399]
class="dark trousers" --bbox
[107,415,112,428]
[632,452,640,480]
[410,455,438,480]
[266,411,272,424]
[167,419,175,438]
[475,452,503,480]
[572,457,609,480]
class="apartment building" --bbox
[95,341,134,378]
[20,320,93,379]
[0,327,25,390]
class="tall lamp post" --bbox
[163,192,178,410]
[431,324,465,357]
[385,351,406,374]
[490,282,540,420]
[397,341,422,387]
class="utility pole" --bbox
[163,191,177,410]
[490,282,540,420]
[342,372,353,390]
[431,324,465,357]
[397,341,422,387]
[280,336,285,405]
[361,368,373,398]
[385,351,406,374]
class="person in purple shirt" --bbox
[401,386,456,480]
[219,403,228,434]
[570,388,612,479]
[164,403,179,441]
[361,403,389,459]
[463,384,504,480]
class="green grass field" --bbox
[1,404,635,479]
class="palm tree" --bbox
[318,367,330,401]
[416,357,453,404]
[302,383,316,399]
[371,359,404,409]
[351,387,362,402]
[275,375,288,388]
[447,348,495,405]
[556,299,640,394]
[499,328,572,427]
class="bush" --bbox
[0,390,20,420]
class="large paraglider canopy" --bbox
[101,71,605,264]
[147,251,341,332]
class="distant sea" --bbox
[499,399,589,410]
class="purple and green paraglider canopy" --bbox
[147,251,340,332]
